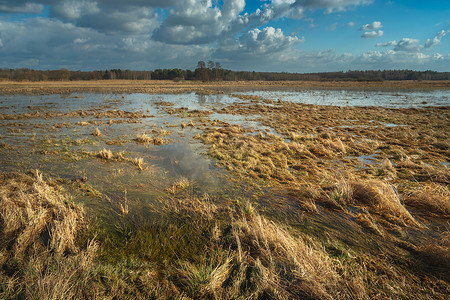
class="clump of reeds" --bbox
[158,127,171,136]
[135,133,166,145]
[118,190,129,215]
[98,148,113,160]
[166,177,190,194]
[92,127,102,136]
[136,133,153,143]
[131,157,145,171]
[228,206,350,299]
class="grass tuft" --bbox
[92,127,102,136]
[130,157,145,171]
[98,148,113,160]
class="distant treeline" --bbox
[1,63,449,82]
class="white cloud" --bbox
[375,30,449,54]
[0,2,44,14]
[347,21,355,27]
[393,38,422,52]
[240,27,300,54]
[361,30,383,38]
[376,40,397,47]
[0,38,3,48]
[424,29,450,49]
[292,0,373,13]
[153,0,245,44]
[359,21,382,31]
[214,26,301,68]
[0,16,211,70]
[52,0,100,20]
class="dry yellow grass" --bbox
[92,127,102,136]
[130,157,145,171]
[0,80,448,96]
[0,170,84,259]
[135,133,167,145]
[135,133,153,143]
[403,183,450,217]
[165,177,191,194]
[98,148,113,160]
[351,179,419,226]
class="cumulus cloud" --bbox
[214,26,301,69]
[239,27,300,54]
[0,17,209,70]
[0,1,44,14]
[356,30,450,70]
[292,0,373,13]
[153,0,245,44]
[424,29,450,49]
[0,0,448,72]
[361,30,383,38]
[376,40,397,47]
[51,0,100,20]
[359,21,382,31]
[376,31,449,54]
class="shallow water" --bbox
[233,89,450,108]
[0,89,447,252]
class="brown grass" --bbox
[403,183,450,217]
[0,171,448,299]
[98,148,113,160]
[165,177,191,194]
[135,133,167,145]
[92,127,102,136]
[0,170,84,259]
[351,180,418,226]
[130,157,145,171]
[0,80,449,96]
[135,133,152,143]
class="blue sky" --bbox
[0,0,449,72]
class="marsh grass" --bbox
[135,133,152,143]
[1,171,449,299]
[403,183,450,217]
[92,127,102,136]
[0,170,84,259]
[96,148,125,161]
[130,157,145,171]
[98,148,113,160]
[135,133,167,145]
[165,176,191,194]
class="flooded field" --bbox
[1,85,449,298]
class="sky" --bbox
[0,0,449,72]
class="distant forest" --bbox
[1,61,449,82]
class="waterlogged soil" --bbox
[0,85,449,296]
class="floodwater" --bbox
[234,89,449,108]
[0,89,448,250]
